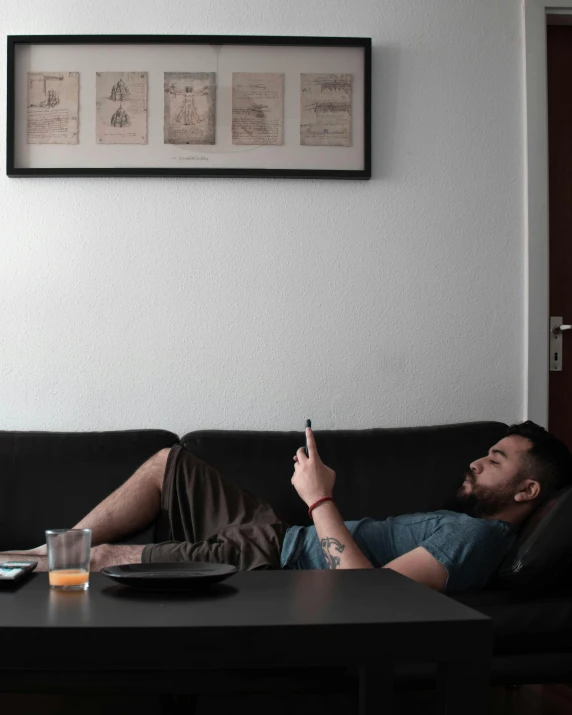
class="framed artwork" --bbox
[7,35,371,179]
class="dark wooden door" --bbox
[547,25,572,449]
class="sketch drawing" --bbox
[96,72,147,145]
[110,78,131,102]
[27,72,79,144]
[232,73,284,145]
[111,104,130,128]
[164,72,216,145]
[300,73,352,147]
[39,89,59,108]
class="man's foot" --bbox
[3,544,47,556]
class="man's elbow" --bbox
[382,564,447,591]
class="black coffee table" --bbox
[0,568,491,714]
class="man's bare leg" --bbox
[70,447,169,545]
[0,448,171,571]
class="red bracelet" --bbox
[308,496,334,519]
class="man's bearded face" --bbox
[450,435,535,519]
[452,469,522,518]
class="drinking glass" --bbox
[46,528,92,590]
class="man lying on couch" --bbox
[3,421,572,593]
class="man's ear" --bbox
[514,479,541,502]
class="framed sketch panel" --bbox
[7,35,371,179]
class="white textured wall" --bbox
[0,0,524,433]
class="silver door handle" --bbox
[550,318,569,371]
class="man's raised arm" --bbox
[291,426,373,569]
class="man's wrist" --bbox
[306,494,333,508]
[308,496,337,519]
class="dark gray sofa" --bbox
[2,420,572,691]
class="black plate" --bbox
[100,562,237,591]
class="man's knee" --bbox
[150,447,172,489]
[156,447,172,461]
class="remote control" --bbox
[0,561,37,587]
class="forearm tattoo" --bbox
[321,537,346,569]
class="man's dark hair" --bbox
[507,420,572,498]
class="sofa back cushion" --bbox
[0,429,179,551]
[494,486,572,593]
[180,421,508,527]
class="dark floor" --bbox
[2,685,572,714]
[0,685,572,715]
[490,685,572,715]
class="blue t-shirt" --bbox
[280,510,519,593]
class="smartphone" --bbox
[0,561,37,588]
[305,419,312,457]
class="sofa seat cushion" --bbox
[453,587,572,654]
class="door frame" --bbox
[523,0,572,427]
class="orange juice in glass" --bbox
[46,529,91,591]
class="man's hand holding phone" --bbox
[291,424,336,507]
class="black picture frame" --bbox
[7,34,371,179]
